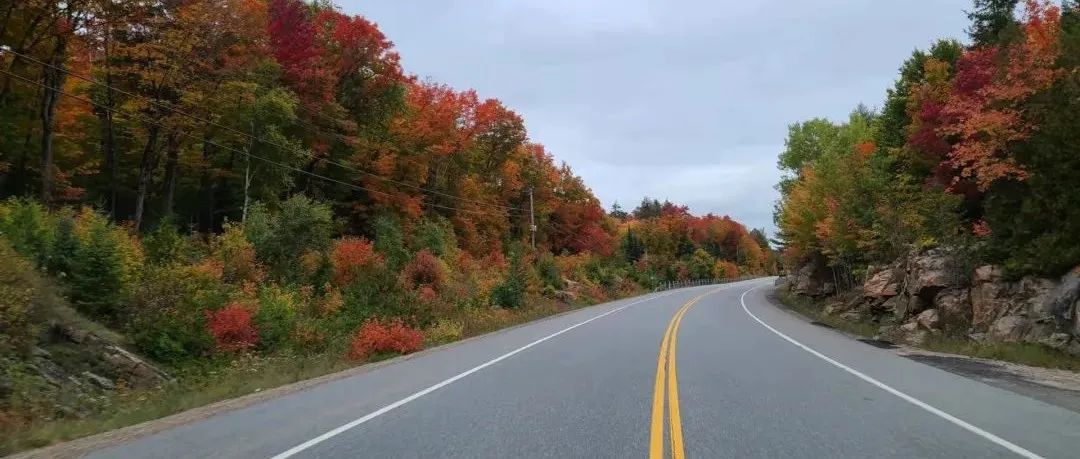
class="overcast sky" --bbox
[339,0,973,236]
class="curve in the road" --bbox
[270,289,682,459]
[738,283,1045,459]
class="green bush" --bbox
[70,220,124,320]
[254,286,299,350]
[491,249,525,308]
[0,240,37,356]
[144,219,186,266]
[0,198,53,267]
[338,266,410,332]
[47,213,79,276]
[245,195,335,282]
[373,214,408,269]
[535,253,563,289]
[413,215,456,258]
[128,265,227,363]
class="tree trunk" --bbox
[99,28,118,217]
[133,125,161,230]
[39,38,68,205]
[161,130,180,218]
[197,135,216,232]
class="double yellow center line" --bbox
[649,290,714,459]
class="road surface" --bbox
[84,278,1080,458]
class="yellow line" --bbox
[668,301,692,459]
[650,292,710,459]
[649,308,679,458]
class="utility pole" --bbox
[528,186,536,250]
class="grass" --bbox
[0,287,644,456]
[773,289,1080,372]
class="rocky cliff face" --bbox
[791,250,1080,355]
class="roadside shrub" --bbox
[46,213,78,277]
[413,215,456,258]
[214,223,263,285]
[713,260,739,279]
[687,248,715,279]
[0,198,52,266]
[245,196,335,282]
[373,214,408,269]
[206,303,258,353]
[69,217,124,320]
[535,253,563,289]
[254,285,300,349]
[143,219,186,266]
[128,264,228,363]
[330,237,382,287]
[347,318,423,360]
[424,318,464,345]
[399,249,446,291]
[0,241,36,356]
[491,249,525,308]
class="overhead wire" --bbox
[0,48,525,214]
[0,67,518,218]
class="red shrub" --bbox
[206,303,258,353]
[331,237,383,286]
[348,318,424,360]
[399,249,445,290]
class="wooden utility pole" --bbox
[528,187,536,250]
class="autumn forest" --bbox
[0,0,773,442]
[775,0,1080,281]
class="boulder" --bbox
[989,315,1030,342]
[934,288,971,329]
[876,295,906,318]
[864,262,903,298]
[1042,268,1080,332]
[915,309,940,331]
[790,256,834,297]
[971,268,1055,332]
[906,250,955,300]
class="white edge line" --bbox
[270,285,717,458]
[738,283,1044,459]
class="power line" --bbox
[0,68,516,218]
[0,48,525,214]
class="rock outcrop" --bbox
[789,251,1080,354]
[790,254,834,297]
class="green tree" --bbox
[70,220,124,319]
[967,0,1021,46]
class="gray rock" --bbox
[1039,333,1072,350]
[916,309,940,331]
[905,329,931,346]
[899,321,918,333]
[934,288,971,329]
[864,262,903,298]
[1042,269,1080,331]
[989,315,1031,342]
[906,250,954,299]
[790,255,834,297]
[973,265,1004,283]
[82,371,115,390]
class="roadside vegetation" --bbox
[775,0,1080,279]
[0,0,774,453]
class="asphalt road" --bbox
[85,278,1080,458]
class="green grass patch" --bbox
[773,289,879,337]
